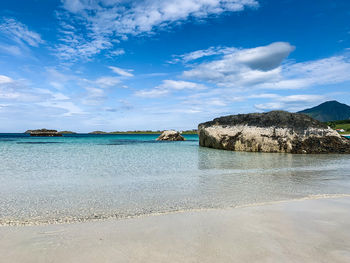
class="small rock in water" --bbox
[156,130,185,141]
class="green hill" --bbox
[325,119,350,134]
[298,101,350,122]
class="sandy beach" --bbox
[1,195,350,263]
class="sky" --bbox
[0,0,350,132]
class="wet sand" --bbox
[1,196,350,263]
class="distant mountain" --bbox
[298,101,350,122]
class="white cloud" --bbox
[0,74,86,116]
[95,76,121,87]
[256,56,350,90]
[0,18,44,47]
[34,88,71,101]
[0,44,22,56]
[135,79,207,98]
[109,66,134,77]
[181,42,350,93]
[135,88,170,98]
[183,42,295,89]
[82,87,106,105]
[0,76,36,100]
[170,46,236,64]
[0,75,14,84]
[56,0,259,60]
[254,102,283,111]
[0,104,9,109]
[109,49,125,56]
[38,101,85,116]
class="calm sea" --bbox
[1,133,350,225]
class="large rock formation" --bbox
[28,129,62,137]
[156,130,185,141]
[198,111,350,154]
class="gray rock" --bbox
[156,130,185,141]
[198,111,350,154]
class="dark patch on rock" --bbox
[200,111,328,130]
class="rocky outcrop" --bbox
[198,111,350,154]
[28,129,62,137]
[156,130,185,141]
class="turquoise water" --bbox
[0,133,350,225]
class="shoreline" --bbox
[2,193,350,227]
[1,196,350,262]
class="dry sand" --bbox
[1,196,350,263]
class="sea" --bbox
[1,133,350,225]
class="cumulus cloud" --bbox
[183,42,295,88]
[135,80,207,98]
[0,18,44,47]
[181,42,350,93]
[109,66,134,77]
[56,0,259,60]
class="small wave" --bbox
[16,142,63,144]
[2,194,349,227]
[100,139,193,145]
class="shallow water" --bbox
[0,133,350,225]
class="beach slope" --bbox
[1,196,350,263]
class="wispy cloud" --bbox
[169,46,236,64]
[109,48,125,57]
[81,87,106,105]
[95,76,121,87]
[135,79,207,98]
[56,0,259,60]
[0,18,44,47]
[109,66,134,77]
[263,55,350,89]
[0,73,85,116]
[38,101,85,116]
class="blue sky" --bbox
[0,0,350,132]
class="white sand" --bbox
[1,196,350,263]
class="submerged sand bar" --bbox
[1,196,350,263]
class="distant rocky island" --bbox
[25,129,76,136]
[26,129,63,137]
[198,111,350,154]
